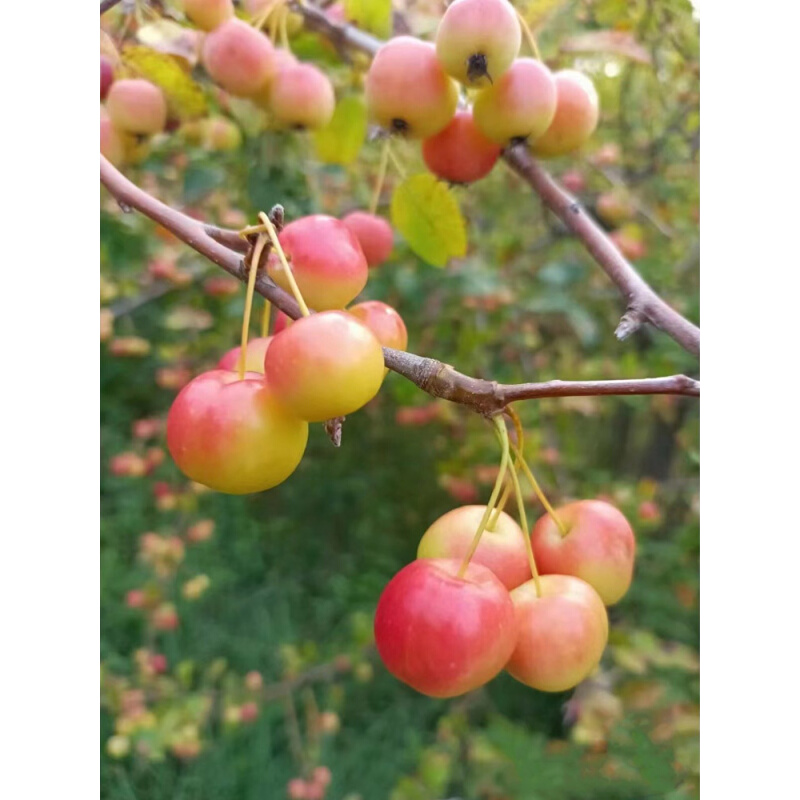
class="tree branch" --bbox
[289,2,700,359]
[100,0,123,14]
[101,158,698,411]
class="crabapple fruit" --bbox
[266,215,368,311]
[263,311,385,422]
[506,574,608,692]
[217,336,273,373]
[100,56,114,100]
[166,370,308,494]
[106,79,167,135]
[250,49,299,108]
[530,500,635,605]
[421,109,501,184]
[530,70,599,158]
[202,18,277,97]
[181,0,233,31]
[596,190,636,225]
[348,300,408,353]
[472,58,557,145]
[341,212,394,268]
[435,0,521,87]
[417,505,530,590]
[374,558,517,697]
[268,64,335,130]
[365,37,458,138]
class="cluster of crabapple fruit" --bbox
[364,0,600,184]
[375,497,635,697]
[101,0,335,168]
[166,211,405,495]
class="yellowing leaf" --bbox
[561,30,652,64]
[122,45,207,120]
[344,0,392,38]
[312,95,367,165]
[391,174,467,267]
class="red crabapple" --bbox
[269,64,335,130]
[202,18,277,97]
[263,311,385,422]
[348,300,408,352]
[559,169,587,194]
[203,275,240,297]
[217,336,273,373]
[286,779,308,800]
[341,212,394,268]
[239,702,259,722]
[374,558,517,697]
[421,109,501,184]
[530,500,636,605]
[273,310,291,334]
[266,215,368,311]
[312,766,332,788]
[472,58,557,145]
[100,56,114,100]
[506,575,608,692]
[435,0,521,86]
[365,37,458,138]
[417,506,530,591]
[166,370,308,494]
[181,0,233,31]
[106,79,167,135]
[530,70,600,158]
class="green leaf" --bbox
[344,0,392,38]
[390,174,467,267]
[121,45,207,120]
[311,95,367,165]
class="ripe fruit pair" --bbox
[419,500,636,605]
[202,19,334,129]
[168,310,387,492]
[374,558,608,696]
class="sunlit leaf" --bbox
[391,174,467,267]
[312,95,367,165]
[344,0,393,38]
[122,45,207,120]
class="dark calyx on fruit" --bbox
[467,53,492,84]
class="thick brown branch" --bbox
[290,3,700,359]
[101,155,698,407]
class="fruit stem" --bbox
[258,211,310,317]
[488,405,526,529]
[515,9,542,61]
[278,5,291,52]
[369,138,391,216]
[238,233,269,380]
[251,0,281,32]
[387,145,408,179]
[261,297,272,339]
[507,437,541,596]
[457,416,511,579]
[510,440,568,537]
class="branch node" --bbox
[615,308,646,341]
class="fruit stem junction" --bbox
[457,415,511,579]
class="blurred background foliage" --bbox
[100,0,699,797]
